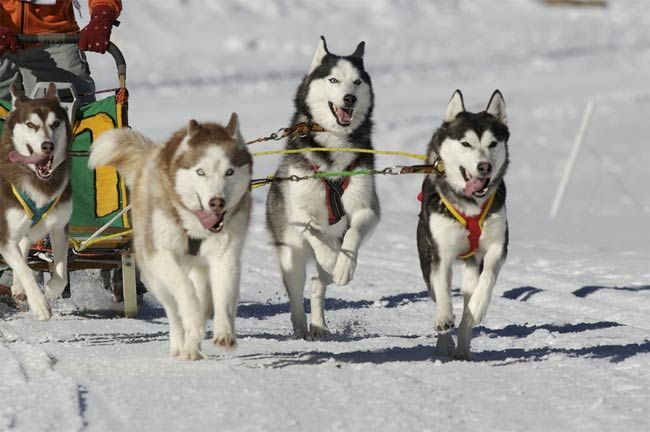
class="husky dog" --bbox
[266,36,380,339]
[0,83,72,320]
[89,114,252,360]
[417,90,509,360]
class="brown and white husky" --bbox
[0,83,73,320]
[89,114,252,360]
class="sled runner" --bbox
[0,34,139,318]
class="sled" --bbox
[0,34,139,318]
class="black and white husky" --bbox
[417,90,510,360]
[266,36,380,339]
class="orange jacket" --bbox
[0,0,121,34]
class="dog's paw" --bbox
[309,324,331,339]
[28,294,51,321]
[179,349,205,361]
[293,328,314,341]
[435,316,454,333]
[332,253,356,286]
[45,278,66,300]
[452,348,474,361]
[213,331,237,349]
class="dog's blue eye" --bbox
[225,168,234,176]
[353,79,362,85]
[328,77,339,84]
[461,141,472,148]
[489,141,498,148]
[196,168,205,176]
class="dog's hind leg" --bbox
[277,233,309,340]
[309,263,332,339]
[1,242,51,320]
[455,259,481,360]
[45,224,69,300]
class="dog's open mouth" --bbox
[460,166,490,198]
[9,149,54,180]
[194,209,226,233]
[328,102,353,127]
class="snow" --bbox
[1,0,649,430]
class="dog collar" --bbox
[438,191,496,259]
[11,184,61,227]
[311,160,356,225]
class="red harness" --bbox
[312,161,355,225]
[418,188,495,258]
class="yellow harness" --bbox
[11,184,62,227]
[438,192,496,259]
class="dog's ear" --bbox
[486,90,507,126]
[351,41,365,59]
[225,112,245,146]
[309,35,329,74]
[187,119,201,137]
[444,89,465,123]
[45,82,60,102]
[10,83,27,107]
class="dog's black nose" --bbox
[477,162,492,176]
[41,141,54,155]
[343,94,357,106]
[209,197,225,212]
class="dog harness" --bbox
[11,184,62,228]
[418,187,496,259]
[311,161,356,225]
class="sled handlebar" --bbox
[17,34,127,88]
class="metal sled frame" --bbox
[0,34,137,317]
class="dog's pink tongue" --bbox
[336,107,352,123]
[9,151,49,165]
[194,210,220,230]
[464,176,487,196]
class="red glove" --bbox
[79,5,117,53]
[0,26,19,55]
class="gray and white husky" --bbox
[0,83,72,320]
[266,36,380,339]
[89,115,252,360]
[417,90,510,360]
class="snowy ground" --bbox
[1,1,649,431]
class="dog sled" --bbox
[0,34,139,317]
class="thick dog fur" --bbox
[89,114,252,360]
[417,90,510,360]
[0,83,73,320]
[266,36,380,339]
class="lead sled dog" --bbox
[89,114,252,360]
[0,83,72,320]
[266,36,380,339]
[417,90,510,360]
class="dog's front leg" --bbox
[45,224,69,300]
[208,252,241,349]
[430,258,455,356]
[289,210,339,273]
[332,207,379,286]
[10,237,32,300]
[149,251,206,360]
[0,242,51,320]
[456,244,506,359]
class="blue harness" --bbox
[11,184,61,227]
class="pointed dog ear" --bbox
[226,112,244,146]
[10,83,26,107]
[187,119,201,137]
[45,82,60,101]
[308,35,329,74]
[444,89,465,122]
[486,90,507,125]
[351,41,365,59]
